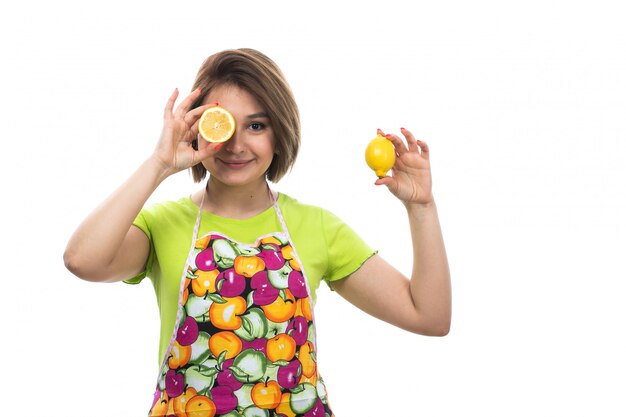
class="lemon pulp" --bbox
[198,106,236,143]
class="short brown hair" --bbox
[189,48,300,183]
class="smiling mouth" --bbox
[219,159,252,168]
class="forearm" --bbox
[64,156,169,278]
[406,201,452,334]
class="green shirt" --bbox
[127,193,375,362]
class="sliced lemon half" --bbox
[198,106,236,143]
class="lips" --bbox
[218,158,252,168]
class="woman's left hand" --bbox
[332,127,450,337]
[375,128,433,206]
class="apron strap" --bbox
[271,189,291,242]
[271,189,316,327]
[158,190,205,374]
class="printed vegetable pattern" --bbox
[149,233,334,417]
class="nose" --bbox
[224,126,244,153]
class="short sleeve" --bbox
[123,209,155,284]
[321,209,377,283]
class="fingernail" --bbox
[214,143,223,151]
[400,127,406,131]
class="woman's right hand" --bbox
[65,88,221,283]
[152,88,219,176]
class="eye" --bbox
[249,122,265,131]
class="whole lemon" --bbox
[365,134,396,178]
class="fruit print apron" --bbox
[148,190,334,417]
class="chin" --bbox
[209,173,267,188]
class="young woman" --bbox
[64,48,451,417]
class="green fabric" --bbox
[125,193,375,363]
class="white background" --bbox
[1,1,625,415]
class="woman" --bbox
[64,48,451,417]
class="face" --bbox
[200,84,275,189]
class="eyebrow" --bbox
[246,112,270,119]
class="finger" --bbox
[384,132,408,156]
[187,115,205,138]
[374,176,392,186]
[191,132,217,152]
[374,176,399,196]
[174,87,202,118]
[416,139,430,159]
[194,133,225,150]
[400,127,420,153]
[184,102,219,126]
[164,88,179,119]
[194,136,223,158]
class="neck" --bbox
[200,176,273,219]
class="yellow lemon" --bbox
[198,106,236,143]
[365,134,396,178]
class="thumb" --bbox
[195,139,223,160]
[374,176,393,187]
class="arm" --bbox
[64,88,218,282]
[331,128,451,336]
